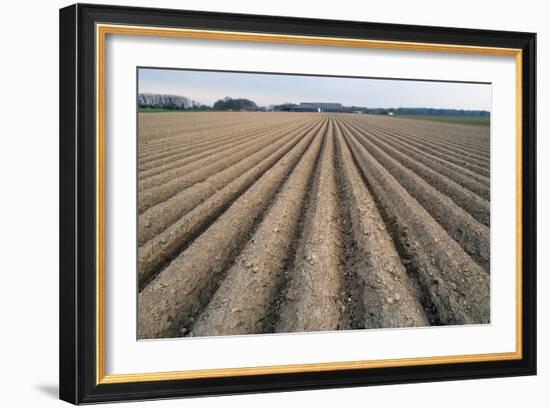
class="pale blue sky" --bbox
[139,68,491,111]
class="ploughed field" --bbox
[137,112,490,339]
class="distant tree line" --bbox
[271,103,489,117]
[272,103,299,112]
[139,94,268,112]
[213,97,261,111]
[139,94,489,117]
[365,107,490,117]
[138,93,210,110]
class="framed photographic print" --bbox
[59,3,537,404]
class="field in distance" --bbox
[395,114,490,126]
[137,112,490,339]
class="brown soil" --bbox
[190,120,327,336]
[137,112,491,339]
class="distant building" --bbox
[299,102,343,112]
[288,105,318,112]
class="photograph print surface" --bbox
[136,68,491,340]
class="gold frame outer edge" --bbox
[95,23,524,385]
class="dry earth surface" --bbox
[136,112,490,339]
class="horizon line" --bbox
[137,93,491,112]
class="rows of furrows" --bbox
[137,112,490,339]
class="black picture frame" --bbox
[60,3,536,404]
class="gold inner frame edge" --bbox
[95,23,523,385]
